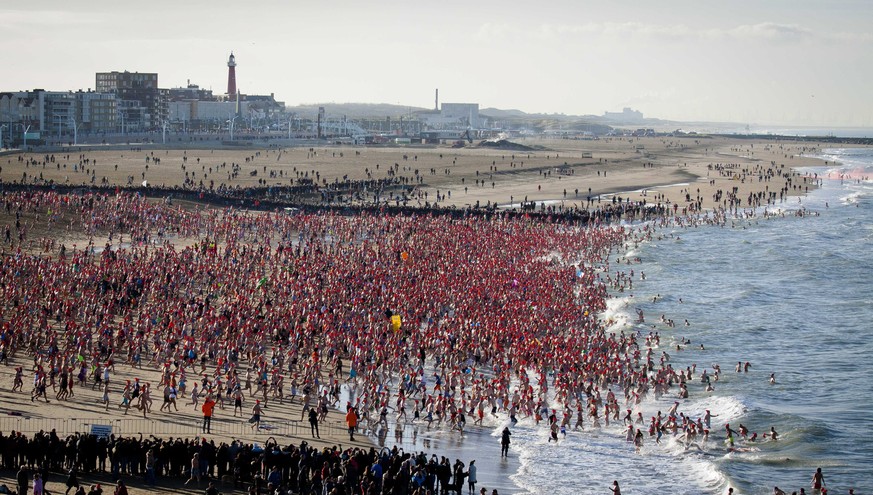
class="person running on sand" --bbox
[185,453,201,486]
[308,407,320,439]
[13,366,24,392]
[160,384,173,412]
[189,383,201,408]
[57,370,69,401]
[101,382,110,411]
[168,383,179,411]
[249,400,262,431]
[31,372,50,403]
[300,390,312,421]
[137,383,152,418]
[232,386,244,417]
[119,382,132,414]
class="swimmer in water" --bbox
[610,480,621,495]
[703,409,716,429]
[764,426,778,441]
[769,373,776,385]
[811,467,825,493]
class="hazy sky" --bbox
[2,0,872,126]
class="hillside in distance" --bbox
[288,102,612,127]
[286,103,430,119]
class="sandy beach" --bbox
[0,136,844,495]
[0,349,370,495]
[1,136,831,213]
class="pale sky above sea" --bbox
[2,0,872,127]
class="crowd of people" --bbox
[4,147,681,223]
[0,189,838,494]
[0,191,640,439]
[0,429,501,495]
[0,189,636,493]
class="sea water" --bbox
[502,148,873,495]
[360,148,873,495]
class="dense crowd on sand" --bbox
[0,189,843,495]
[0,190,630,494]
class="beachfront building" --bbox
[75,90,117,134]
[167,99,284,133]
[0,89,118,144]
[1,54,287,142]
[0,91,40,146]
[38,91,78,138]
[96,71,165,130]
[603,107,644,123]
[420,102,482,130]
[168,81,216,102]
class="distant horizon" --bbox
[285,102,873,134]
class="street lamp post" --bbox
[68,117,78,146]
[227,116,236,141]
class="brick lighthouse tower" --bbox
[226,52,237,97]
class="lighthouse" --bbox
[226,52,237,97]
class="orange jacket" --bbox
[202,399,215,417]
